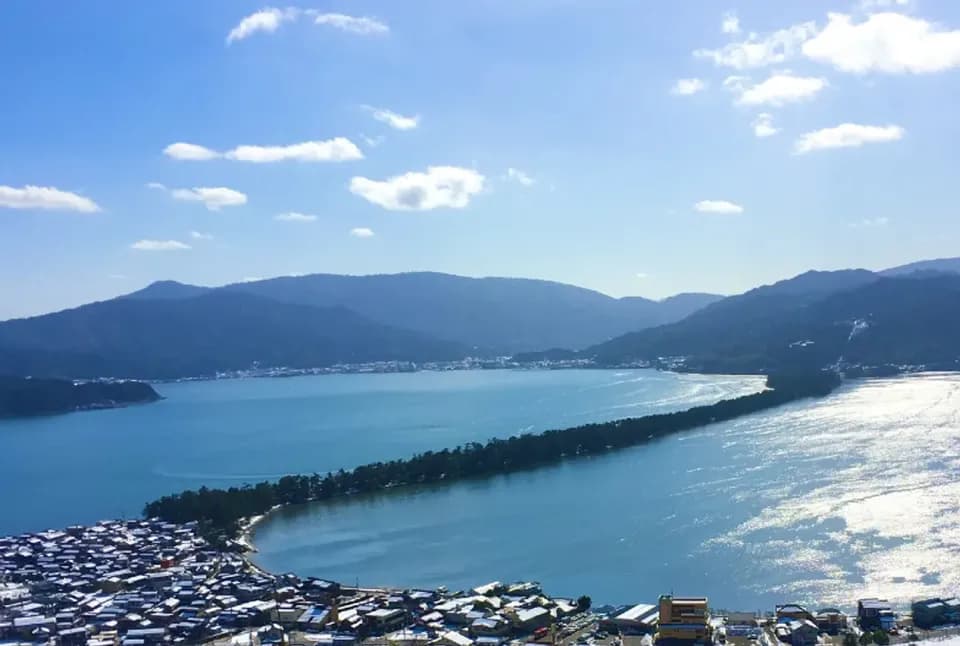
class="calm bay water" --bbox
[252,373,960,611]
[0,369,761,537]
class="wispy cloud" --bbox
[803,12,960,74]
[752,113,779,137]
[163,138,363,163]
[0,185,100,213]
[695,21,817,69]
[722,12,741,35]
[130,239,191,251]
[694,200,744,214]
[851,216,891,227]
[350,166,485,211]
[505,168,535,187]
[350,227,375,238]
[190,231,214,240]
[313,13,388,35]
[170,187,248,210]
[364,106,419,130]
[274,212,317,222]
[226,138,363,163]
[636,272,650,279]
[794,123,904,154]
[227,7,299,44]
[226,8,388,43]
[732,72,827,106]
[670,78,707,95]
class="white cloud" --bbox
[695,21,817,69]
[146,182,166,190]
[161,138,363,163]
[190,230,214,240]
[0,185,100,213]
[803,12,960,74]
[794,123,904,154]
[163,142,221,161]
[636,272,650,279]
[130,239,191,251]
[505,167,535,186]
[722,12,741,35]
[852,216,891,227]
[694,200,744,214]
[365,106,419,130]
[274,212,317,222]
[735,72,827,106]
[670,78,707,95]
[350,227,375,238]
[361,134,385,148]
[225,138,363,163]
[752,113,779,137]
[350,166,485,211]
[227,7,299,44]
[170,187,248,210]
[314,13,388,35]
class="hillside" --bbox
[588,272,960,374]
[0,377,161,418]
[881,257,960,277]
[0,291,468,380]
[126,272,723,352]
[590,270,878,368]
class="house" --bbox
[511,607,552,632]
[602,603,659,635]
[777,605,815,624]
[787,620,819,646]
[814,608,847,635]
[440,630,477,646]
[857,599,895,631]
[298,605,333,630]
[366,608,406,634]
[474,582,505,597]
[471,616,511,637]
[912,598,960,629]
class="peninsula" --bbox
[0,376,161,419]
[144,372,840,539]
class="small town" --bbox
[2,520,959,646]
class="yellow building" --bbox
[656,595,711,644]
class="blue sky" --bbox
[1,0,959,319]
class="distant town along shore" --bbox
[143,372,841,543]
[3,517,960,646]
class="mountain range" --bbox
[588,268,960,374]
[0,272,720,379]
[1,259,958,380]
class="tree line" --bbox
[143,372,840,539]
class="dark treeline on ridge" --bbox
[143,372,840,539]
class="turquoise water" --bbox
[0,369,761,537]
[252,373,960,611]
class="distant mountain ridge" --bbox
[0,291,467,379]
[588,270,960,374]
[881,256,960,277]
[0,271,722,379]
[5,260,959,380]
[125,271,724,353]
